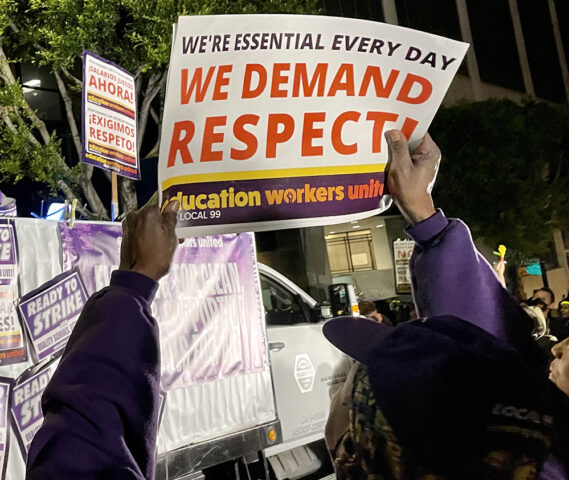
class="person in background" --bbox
[387,298,412,325]
[358,300,386,323]
[550,300,569,343]
[326,300,395,476]
[550,336,569,397]
[530,287,556,312]
[493,257,507,288]
[26,197,180,480]
[324,130,569,479]
[523,287,556,339]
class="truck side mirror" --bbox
[319,303,332,319]
[328,283,359,317]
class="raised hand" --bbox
[385,130,441,225]
[120,195,180,281]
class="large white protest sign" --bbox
[158,15,468,236]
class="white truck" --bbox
[0,217,356,480]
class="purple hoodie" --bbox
[26,270,160,479]
[408,210,538,359]
[407,210,568,479]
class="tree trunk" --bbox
[57,180,97,220]
[137,71,166,151]
[119,177,138,215]
[54,69,108,218]
[54,70,82,158]
[2,106,103,219]
[0,44,108,218]
[145,106,162,159]
[80,174,109,219]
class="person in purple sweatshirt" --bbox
[324,130,569,479]
[26,198,180,480]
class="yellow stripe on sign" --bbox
[87,91,135,114]
[162,164,386,191]
[88,140,136,159]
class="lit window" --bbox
[325,229,376,274]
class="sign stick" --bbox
[111,171,119,221]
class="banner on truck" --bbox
[157,233,267,390]
[58,221,274,451]
[0,221,27,366]
[18,269,88,362]
[158,15,468,236]
[82,51,139,179]
[59,222,268,391]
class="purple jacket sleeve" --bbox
[26,270,160,480]
[407,210,535,356]
[407,212,566,479]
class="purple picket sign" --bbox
[0,296,26,366]
[0,223,16,287]
[18,269,89,362]
[82,50,140,180]
[11,359,59,457]
[0,378,12,480]
[0,220,27,366]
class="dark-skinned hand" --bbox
[385,129,441,225]
[119,193,180,282]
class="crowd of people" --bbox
[2,129,563,479]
